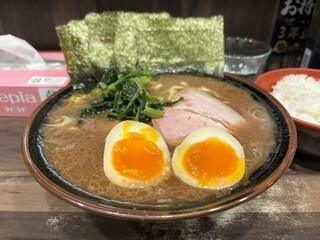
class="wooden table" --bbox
[1,117,320,239]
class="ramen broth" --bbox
[40,74,276,204]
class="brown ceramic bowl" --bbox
[255,68,320,160]
[21,73,297,221]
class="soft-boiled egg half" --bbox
[104,120,171,188]
[172,127,246,189]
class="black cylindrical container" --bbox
[300,0,320,68]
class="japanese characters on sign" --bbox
[272,0,316,55]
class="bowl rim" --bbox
[255,67,320,132]
[21,73,297,221]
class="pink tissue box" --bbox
[0,51,71,117]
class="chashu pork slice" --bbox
[171,88,246,126]
[152,108,226,147]
[152,89,246,147]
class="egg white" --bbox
[104,120,171,188]
[172,126,246,189]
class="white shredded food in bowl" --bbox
[271,74,320,126]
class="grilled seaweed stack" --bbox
[56,12,224,90]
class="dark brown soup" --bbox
[40,74,276,204]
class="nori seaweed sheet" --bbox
[56,12,224,90]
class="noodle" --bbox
[40,74,276,204]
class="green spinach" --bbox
[81,69,183,121]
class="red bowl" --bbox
[255,68,320,159]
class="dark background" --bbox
[0,0,279,50]
[0,0,317,69]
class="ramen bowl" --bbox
[22,73,297,221]
[255,68,320,160]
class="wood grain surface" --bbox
[1,117,320,239]
[0,0,278,50]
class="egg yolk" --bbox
[123,120,159,143]
[183,138,244,186]
[112,133,164,181]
